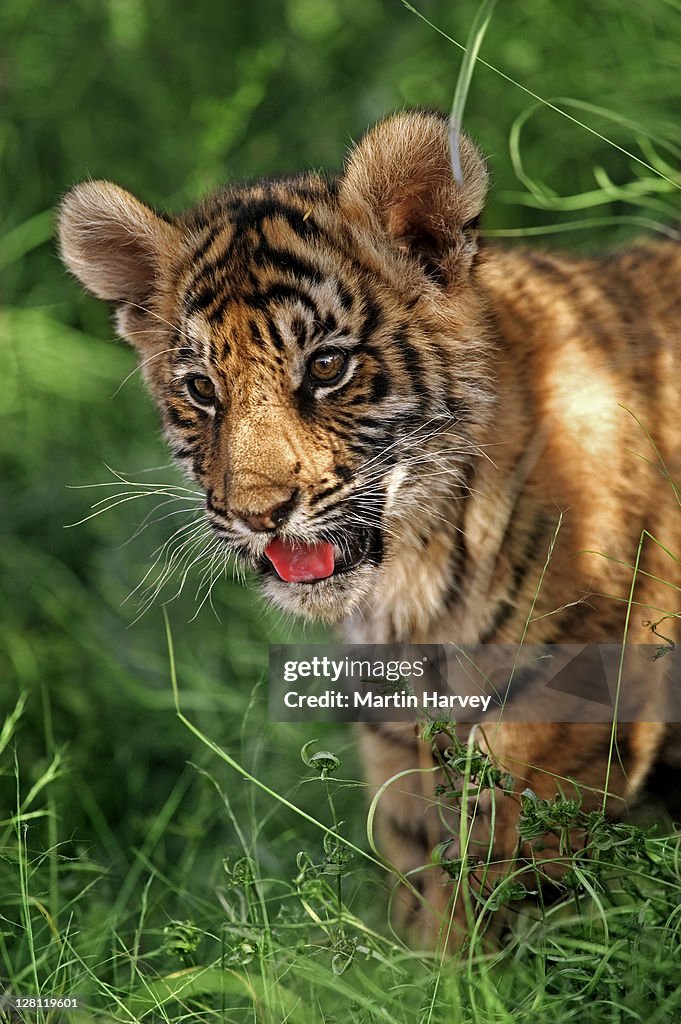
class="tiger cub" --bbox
[58,110,681,948]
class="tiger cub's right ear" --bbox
[58,181,181,344]
[339,110,488,286]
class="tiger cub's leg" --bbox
[362,718,667,950]
[358,723,455,947]
[437,720,667,943]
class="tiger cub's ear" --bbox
[339,110,487,285]
[58,181,181,344]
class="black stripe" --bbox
[295,382,315,419]
[354,429,393,446]
[244,283,320,317]
[360,297,382,343]
[336,278,355,311]
[480,511,551,642]
[252,237,323,284]
[443,396,465,421]
[172,346,197,365]
[392,325,430,401]
[349,441,390,459]
[208,292,233,325]
[250,319,264,347]
[318,310,337,337]
[184,229,235,301]
[525,252,573,288]
[266,317,285,352]
[354,415,388,430]
[186,255,231,302]
[206,490,229,518]
[230,197,322,241]
[185,285,219,314]
[369,371,390,402]
[512,512,550,591]
[309,480,347,506]
[290,314,309,347]
[444,537,468,608]
[480,600,515,644]
[165,405,196,430]
[190,223,224,266]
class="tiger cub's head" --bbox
[58,111,491,622]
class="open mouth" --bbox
[260,528,376,584]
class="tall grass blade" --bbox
[447,0,498,185]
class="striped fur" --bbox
[59,111,681,949]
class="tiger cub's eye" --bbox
[185,374,216,405]
[308,350,348,385]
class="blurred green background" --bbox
[1,0,680,1013]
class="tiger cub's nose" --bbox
[236,491,298,532]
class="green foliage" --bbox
[1,0,680,1020]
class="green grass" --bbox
[3,679,681,1022]
[1,0,681,1019]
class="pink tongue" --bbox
[265,538,335,583]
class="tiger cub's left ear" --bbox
[58,180,182,345]
[339,110,487,285]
